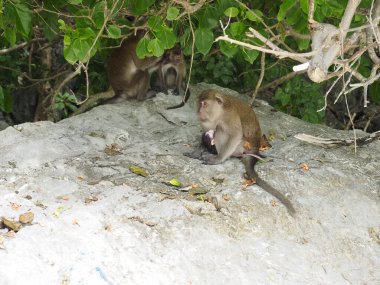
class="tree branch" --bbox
[215,34,317,61]
[0,38,45,55]
[250,52,265,106]
[294,131,380,148]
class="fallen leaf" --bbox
[212,177,225,184]
[189,187,209,195]
[53,206,65,218]
[19,211,34,224]
[259,146,269,152]
[2,218,22,232]
[128,216,157,227]
[34,200,47,210]
[301,163,309,170]
[62,195,70,201]
[129,165,148,177]
[222,194,231,201]
[204,195,221,211]
[260,134,272,150]
[196,194,205,201]
[177,185,192,192]
[168,178,181,187]
[241,179,256,190]
[10,202,21,211]
[243,140,252,151]
[104,225,112,232]
[72,219,80,226]
[104,143,122,156]
[77,176,85,180]
[85,196,98,204]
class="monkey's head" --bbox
[198,89,225,129]
[163,45,183,64]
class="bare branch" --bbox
[294,131,380,147]
[367,0,380,64]
[285,28,311,40]
[308,0,316,28]
[0,38,45,55]
[235,0,295,52]
[70,89,115,117]
[215,35,317,61]
[250,52,265,106]
[174,0,207,19]
[307,0,361,83]
[247,28,308,63]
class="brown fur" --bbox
[107,35,162,102]
[158,45,187,95]
[197,89,296,216]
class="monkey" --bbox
[191,89,296,216]
[106,35,163,103]
[161,67,178,92]
[158,45,186,95]
[158,45,191,110]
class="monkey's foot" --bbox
[183,150,204,160]
[201,153,221,165]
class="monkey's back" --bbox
[107,37,138,94]
[226,95,262,151]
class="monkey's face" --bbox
[198,90,224,130]
[168,52,182,65]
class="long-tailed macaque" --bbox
[193,89,296,216]
[158,45,186,95]
[106,35,163,102]
[158,45,191,110]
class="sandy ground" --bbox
[0,84,379,285]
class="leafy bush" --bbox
[0,0,378,126]
[274,76,325,124]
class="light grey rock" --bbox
[0,83,379,285]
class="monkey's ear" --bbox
[215,94,223,105]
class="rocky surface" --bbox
[0,83,379,285]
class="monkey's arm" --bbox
[204,131,242,165]
[158,65,166,91]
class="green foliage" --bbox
[166,7,179,21]
[0,0,377,125]
[192,54,240,88]
[53,92,78,117]
[369,82,380,103]
[274,76,325,124]
[0,85,12,113]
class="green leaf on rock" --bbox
[129,165,148,177]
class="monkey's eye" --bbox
[216,97,223,105]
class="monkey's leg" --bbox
[135,70,156,100]
[204,133,242,165]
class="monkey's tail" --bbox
[166,88,190,110]
[254,174,296,217]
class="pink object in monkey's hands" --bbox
[205,129,215,145]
